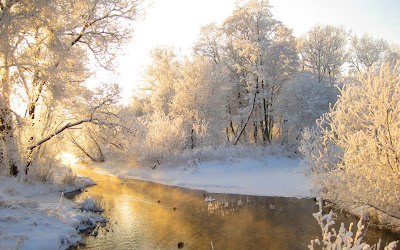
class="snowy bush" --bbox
[75,195,104,213]
[310,198,398,250]
[301,62,400,225]
[129,112,188,167]
[129,143,291,170]
[299,126,343,174]
[27,153,77,186]
[27,150,59,183]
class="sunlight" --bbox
[1,0,399,248]
[58,152,79,168]
[115,195,139,229]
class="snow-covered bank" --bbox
[0,175,103,249]
[90,157,313,197]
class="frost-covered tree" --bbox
[299,25,348,84]
[201,0,298,144]
[348,33,388,74]
[384,43,400,65]
[134,52,228,158]
[194,23,224,65]
[276,72,338,151]
[136,0,299,151]
[128,111,187,167]
[143,46,181,115]
[0,0,143,176]
[171,56,228,148]
[65,83,128,163]
[301,62,400,222]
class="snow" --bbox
[0,175,102,250]
[0,155,311,248]
[205,196,216,202]
[74,195,105,213]
[89,157,312,197]
[0,154,312,249]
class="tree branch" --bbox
[355,202,400,220]
[69,135,97,162]
[27,118,92,151]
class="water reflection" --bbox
[74,167,399,250]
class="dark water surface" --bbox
[74,167,399,250]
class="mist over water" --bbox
[74,168,399,250]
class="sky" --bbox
[89,0,400,103]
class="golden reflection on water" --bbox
[75,167,399,250]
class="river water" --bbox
[74,167,399,249]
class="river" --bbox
[73,167,399,249]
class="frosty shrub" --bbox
[301,62,400,223]
[309,198,398,250]
[75,194,105,213]
[131,112,187,167]
[26,148,77,186]
[300,127,343,174]
[57,166,77,186]
[27,154,59,183]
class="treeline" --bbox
[1,0,399,186]
[128,0,400,161]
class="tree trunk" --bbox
[262,98,269,143]
[0,109,19,176]
[0,53,19,176]
[88,128,105,162]
[227,104,236,142]
[262,98,273,143]
[253,121,258,143]
[259,120,266,142]
[225,127,230,142]
[190,128,195,149]
[24,29,47,175]
[233,91,257,145]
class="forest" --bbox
[0,0,399,248]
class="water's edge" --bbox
[69,168,399,249]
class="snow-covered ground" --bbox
[90,157,313,197]
[0,175,103,249]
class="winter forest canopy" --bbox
[1,0,400,233]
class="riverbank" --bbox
[86,156,313,198]
[0,154,311,249]
[0,174,103,249]
[73,166,399,249]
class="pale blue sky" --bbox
[271,0,400,42]
[89,0,400,102]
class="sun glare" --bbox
[58,152,79,168]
